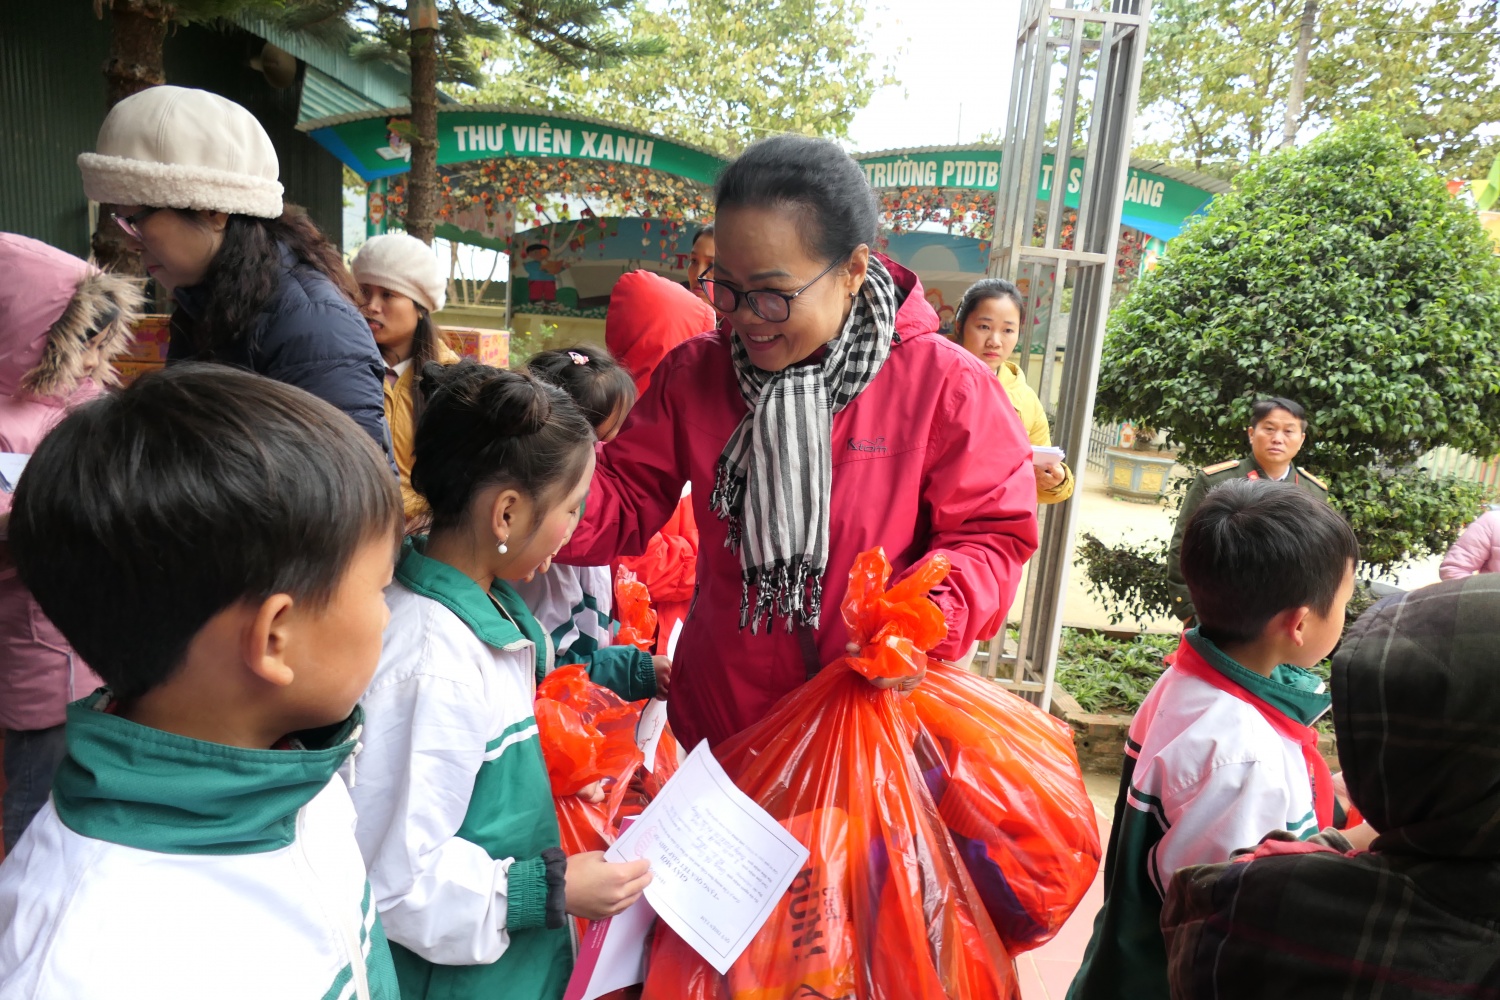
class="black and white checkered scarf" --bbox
[709,257,900,632]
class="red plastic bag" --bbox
[642,549,1018,1000]
[615,569,658,652]
[911,662,1101,951]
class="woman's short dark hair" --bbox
[1183,479,1358,646]
[1250,396,1309,433]
[714,134,878,264]
[526,344,636,433]
[9,364,401,702]
[175,206,360,354]
[691,224,715,247]
[411,360,595,533]
[953,278,1025,338]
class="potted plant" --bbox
[1103,423,1178,502]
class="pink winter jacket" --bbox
[561,256,1039,749]
[0,234,130,731]
[1439,510,1500,580]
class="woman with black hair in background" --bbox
[78,85,393,463]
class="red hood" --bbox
[605,270,716,394]
[882,254,941,342]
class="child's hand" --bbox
[564,852,652,920]
[575,780,606,804]
[652,656,672,699]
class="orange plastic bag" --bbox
[641,549,1018,1000]
[536,666,644,854]
[911,662,1101,952]
[614,569,658,652]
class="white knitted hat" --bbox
[351,234,447,313]
[78,86,284,219]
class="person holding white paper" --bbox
[351,364,661,1000]
[954,278,1075,505]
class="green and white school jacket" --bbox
[0,694,397,1000]
[352,539,655,1000]
[512,563,654,681]
[1066,629,1333,1000]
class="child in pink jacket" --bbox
[1438,509,1500,580]
[0,233,141,851]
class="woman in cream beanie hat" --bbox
[79,85,393,465]
[351,233,459,520]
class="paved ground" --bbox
[1016,771,1119,999]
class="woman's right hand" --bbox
[847,642,925,692]
[564,852,653,920]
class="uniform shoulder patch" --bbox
[1202,460,1241,475]
[1300,469,1329,491]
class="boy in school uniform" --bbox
[1163,575,1500,998]
[0,365,404,999]
[1067,478,1359,1000]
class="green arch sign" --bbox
[300,105,726,186]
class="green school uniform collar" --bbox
[395,537,549,678]
[52,693,361,855]
[1185,628,1331,726]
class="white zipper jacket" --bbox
[0,696,396,1000]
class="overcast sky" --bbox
[847,0,1019,153]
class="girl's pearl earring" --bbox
[497,542,508,555]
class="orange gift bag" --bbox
[641,550,1019,1000]
[911,663,1101,951]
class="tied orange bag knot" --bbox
[615,566,658,651]
[841,549,951,682]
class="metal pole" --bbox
[988,0,1152,709]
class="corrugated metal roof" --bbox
[233,12,411,114]
[300,66,386,123]
[855,143,1232,195]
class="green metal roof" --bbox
[232,13,412,122]
[300,65,386,122]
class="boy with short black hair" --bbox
[1163,575,1500,998]
[1067,479,1359,1000]
[0,364,403,999]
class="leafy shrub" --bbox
[1056,628,1175,715]
[1074,532,1174,625]
[1093,115,1500,575]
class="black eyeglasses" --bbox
[699,257,846,323]
[111,206,162,240]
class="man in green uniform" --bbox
[1166,397,1330,623]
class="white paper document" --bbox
[666,618,684,659]
[562,894,657,1000]
[1031,444,1066,465]
[606,741,809,975]
[635,698,669,773]
[0,453,29,493]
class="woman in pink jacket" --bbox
[561,136,1038,749]
[0,234,140,851]
[1439,509,1500,580]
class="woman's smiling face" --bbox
[708,205,869,372]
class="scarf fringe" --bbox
[709,456,745,551]
[739,561,824,634]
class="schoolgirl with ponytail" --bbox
[348,361,659,1000]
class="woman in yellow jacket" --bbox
[954,278,1075,504]
[352,233,460,521]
